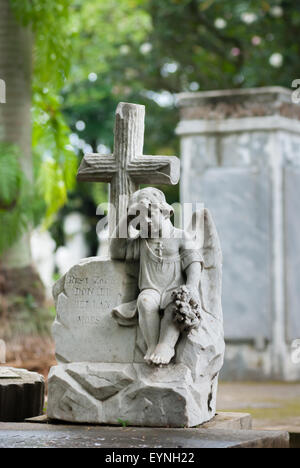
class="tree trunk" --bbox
[0,0,32,267]
[0,0,45,322]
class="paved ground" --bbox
[217,382,300,437]
[0,422,289,448]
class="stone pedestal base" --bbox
[48,362,218,427]
[0,367,44,422]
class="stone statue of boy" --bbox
[110,187,203,366]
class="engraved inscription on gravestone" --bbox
[52,258,140,364]
[66,273,111,323]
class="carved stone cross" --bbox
[77,102,180,234]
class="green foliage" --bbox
[0,143,44,254]
[33,92,78,225]
[45,0,296,256]
[0,143,22,207]
[65,0,151,84]
[60,0,300,225]
[137,0,299,90]
[10,0,72,89]
[117,418,129,427]
[6,0,300,255]
[3,0,78,247]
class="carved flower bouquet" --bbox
[171,285,202,332]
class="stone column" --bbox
[176,87,300,380]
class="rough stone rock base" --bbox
[47,362,218,427]
[0,367,44,422]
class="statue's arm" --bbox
[180,231,203,295]
[185,262,202,289]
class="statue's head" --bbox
[127,187,173,238]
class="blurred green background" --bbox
[0,0,299,342]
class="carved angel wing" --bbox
[188,208,223,323]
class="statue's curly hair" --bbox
[128,187,173,219]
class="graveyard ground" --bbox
[217,381,300,447]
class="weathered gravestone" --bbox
[47,102,225,427]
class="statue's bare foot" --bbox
[150,343,175,365]
[144,346,156,364]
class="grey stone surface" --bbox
[66,363,136,400]
[0,368,19,378]
[284,166,300,341]
[0,367,44,422]
[0,422,289,448]
[179,132,272,342]
[201,412,252,430]
[176,87,300,381]
[48,360,224,427]
[177,86,299,121]
[29,411,253,431]
[52,258,139,364]
[201,167,271,341]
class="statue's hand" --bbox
[185,284,201,305]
